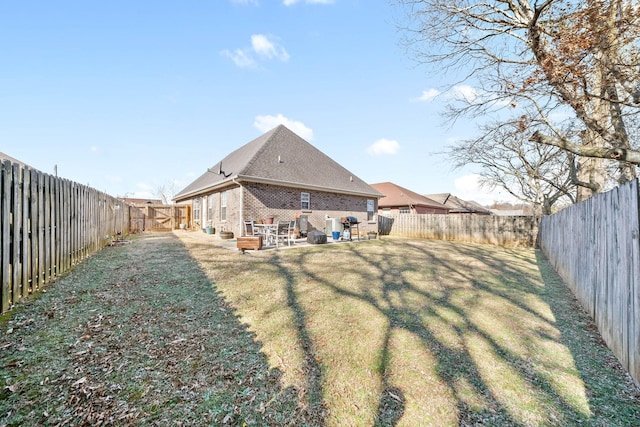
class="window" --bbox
[367,199,375,221]
[207,194,214,222]
[301,192,310,210]
[399,206,410,214]
[194,199,201,221]
[220,191,227,221]
[382,208,391,216]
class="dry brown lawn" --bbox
[1,232,638,426]
[179,232,639,426]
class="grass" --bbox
[1,232,639,426]
[181,233,640,426]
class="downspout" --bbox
[233,178,243,236]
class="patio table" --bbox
[253,223,278,247]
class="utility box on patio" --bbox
[237,236,263,252]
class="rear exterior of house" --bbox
[174,126,382,238]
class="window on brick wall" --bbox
[301,192,310,210]
[399,206,410,214]
[367,199,375,221]
[207,194,214,222]
[194,199,201,221]
[221,191,227,221]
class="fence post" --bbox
[1,160,12,312]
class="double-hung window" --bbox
[221,191,227,221]
[367,199,375,221]
[194,199,201,221]
[301,192,310,211]
[207,195,214,222]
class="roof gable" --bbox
[174,125,381,201]
[371,182,449,210]
[0,152,33,169]
[426,193,491,214]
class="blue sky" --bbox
[1,0,515,205]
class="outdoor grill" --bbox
[340,216,360,241]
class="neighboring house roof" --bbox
[123,198,164,206]
[489,209,526,216]
[426,193,492,214]
[0,152,33,169]
[371,182,449,210]
[174,125,382,202]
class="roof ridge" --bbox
[238,125,283,174]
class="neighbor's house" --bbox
[370,182,450,215]
[122,197,164,206]
[173,125,382,238]
[425,193,492,215]
[0,152,33,169]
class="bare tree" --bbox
[155,181,178,205]
[447,121,576,214]
[396,0,640,200]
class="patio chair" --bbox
[243,220,255,236]
[276,220,295,247]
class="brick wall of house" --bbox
[243,183,378,237]
[189,182,378,238]
[195,185,242,236]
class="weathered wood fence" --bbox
[1,159,129,314]
[378,214,540,247]
[129,204,190,232]
[538,179,640,386]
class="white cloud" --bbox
[367,138,400,156]
[417,88,440,102]
[220,48,256,68]
[254,114,314,140]
[251,34,290,62]
[453,173,517,205]
[221,34,289,68]
[449,85,478,103]
[283,0,335,5]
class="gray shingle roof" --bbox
[174,125,382,201]
[371,182,449,210]
[0,152,33,169]
[426,193,492,214]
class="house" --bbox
[370,182,450,215]
[425,193,492,215]
[173,125,382,238]
[122,197,165,206]
[0,152,34,169]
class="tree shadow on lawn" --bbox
[267,238,639,425]
[533,250,640,422]
[0,234,312,426]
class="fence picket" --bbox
[378,213,539,248]
[1,160,11,313]
[539,179,640,387]
[0,157,129,315]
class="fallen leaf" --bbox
[72,377,87,387]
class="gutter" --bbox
[174,174,383,202]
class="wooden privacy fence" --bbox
[538,179,640,386]
[1,159,130,315]
[129,204,190,232]
[378,214,540,247]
